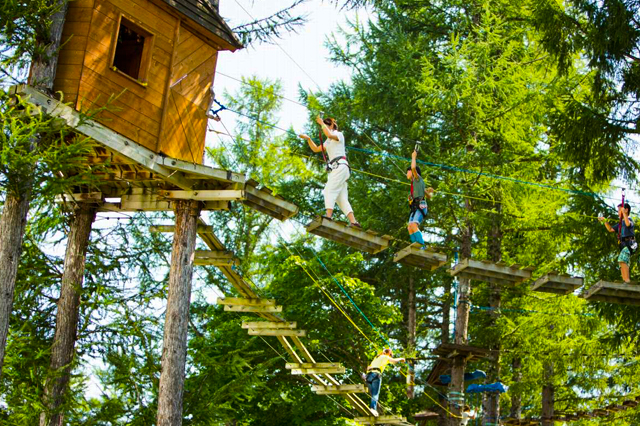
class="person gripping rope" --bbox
[299,116,361,227]
[599,202,637,283]
[364,348,405,417]
[407,149,434,248]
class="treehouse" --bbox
[53,0,241,163]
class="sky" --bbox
[209,1,369,148]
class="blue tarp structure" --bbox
[466,382,509,394]
[439,370,486,384]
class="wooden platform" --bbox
[242,179,299,221]
[354,415,413,426]
[414,411,439,426]
[432,343,492,361]
[393,243,448,271]
[582,281,640,305]
[531,272,583,294]
[306,216,392,254]
[449,258,533,285]
[311,384,367,395]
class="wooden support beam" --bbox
[247,328,306,337]
[242,321,296,329]
[289,367,346,375]
[582,280,640,306]
[158,190,245,201]
[449,258,532,285]
[242,182,299,221]
[155,156,245,184]
[290,336,315,363]
[150,224,214,233]
[311,384,367,394]
[56,192,103,204]
[217,297,276,307]
[393,243,448,270]
[354,415,409,425]
[306,216,391,254]
[286,363,342,369]
[223,305,283,313]
[531,272,583,295]
[276,336,303,364]
[194,250,236,266]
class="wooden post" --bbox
[156,200,201,426]
[541,362,554,426]
[509,357,522,420]
[39,204,96,426]
[449,216,473,426]
[406,275,416,399]
[0,0,69,377]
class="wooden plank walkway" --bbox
[354,415,413,425]
[449,258,533,285]
[582,281,640,306]
[306,216,392,254]
[242,179,299,221]
[531,272,583,294]
[393,243,447,271]
[432,343,492,361]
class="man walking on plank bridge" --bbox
[365,348,406,417]
[407,148,434,249]
[599,202,637,283]
[300,116,361,227]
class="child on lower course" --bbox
[407,149,434,248]
[598,202,637,283]
[299,116,361,227]
[365,348,405,417]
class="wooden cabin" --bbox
[53,0,241,164]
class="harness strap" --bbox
[319,128,328,167]
[619,191,625,242]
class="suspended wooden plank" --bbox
[623,399,639,408]
[194,250,236,266]
[311,384,367,395]
[289,367,346,375]
[158,189,245,201]
[242,321,296,329]
[449,258,533,285]
[393,243,447,270]
[531,272,583,294]
[247,328,306,337]
[582,281,640,306]
[242,179,299,221]
[432,343,492,361]
[286,362,342,369]
[306,216,392,254]
[354,415,410,425]
[224,305,283,313]
[217,297,276,307]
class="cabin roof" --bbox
[159,0,243,50]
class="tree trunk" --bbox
[449,214,473,426]
[541,362,554,426]
[0,0,69,378]
[406,275,416,399]
[156,200,201,426]
[39,204,96,426]
[510,357,522,419]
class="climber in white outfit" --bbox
[299,116,361,227]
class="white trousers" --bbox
[324,165,353,215]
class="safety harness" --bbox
[319,127,350,173]
[617,190,637,254]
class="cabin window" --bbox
[111,16,153,84]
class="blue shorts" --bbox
[409,207,428,224]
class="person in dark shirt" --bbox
[598,202,636,283]
[406,149,434,248]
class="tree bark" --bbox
[406,275,416,399]
[39,204,96,426]
[449,214,473,426]
[509,357,522,419]
[0,0,69,378]
[541,362,554,426]
[156,200,201,426]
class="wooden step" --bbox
[194,250,237,266]
[286,362,346,375]
[217,297,283,313]
[242,179,299,221]
[242,321,297,329]
[531,272,583,294]
[393,243,447,270]
[306,216,391,254]
[247,328,306,337]
[354,415,410,425]
[449,258,533,285]
[311,384,367,395]
[582,280,640,306]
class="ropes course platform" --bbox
[393,243,447,270]
[432,343,492,361]
[531,272,583,294]
[13,85,299,219]
[581,280,640,305]
[311,384,368,395]
[354,415,413,426]
[425,358,451,386]
[449,258,533,285]
[306,216,392,254]
[414,411,439,426]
